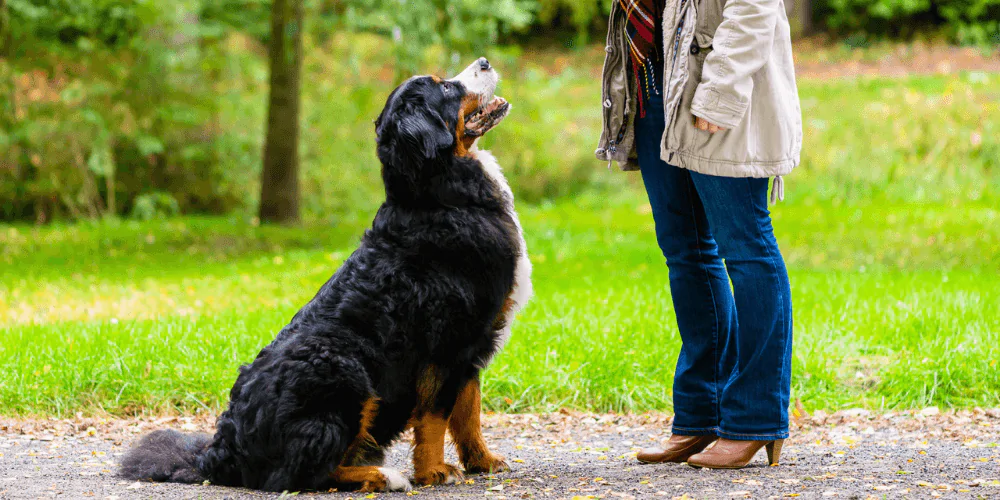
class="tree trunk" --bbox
[790,0,813,37]
[1,0,10,57]
[259,0,304,225]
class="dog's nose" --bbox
[478,58,491,71]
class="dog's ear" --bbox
[396,108,454,160]
[375,86,403,140]
[377,82,455,163]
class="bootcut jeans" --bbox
[635,72,794,441]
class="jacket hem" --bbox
[595,151,640,172]
[665,149,799,178]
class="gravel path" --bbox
[2,409,998,499]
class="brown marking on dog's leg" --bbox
[342,398,384,467]
[412,411,464,486]
[411,365,464,486]
[449,377,510,474]
[330,466,389,492]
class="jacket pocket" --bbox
[668,42,751,172]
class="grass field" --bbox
[3,43,999,416]
[2,194,998,416]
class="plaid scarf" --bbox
[620,0,664,117]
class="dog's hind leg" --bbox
[342,398,386,467]
[449,376,510,474]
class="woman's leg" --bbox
[688,173,793,440]
[635,91,738,436]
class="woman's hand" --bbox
[694,116,727,134]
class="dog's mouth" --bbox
[451,58,510,139]
[465,95,511,138]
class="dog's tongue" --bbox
[475,96,508,118]
[486,96,507,112]
[465,95,511,137]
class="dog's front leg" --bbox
[412,411,465,486]
[412,366,465,486]
[449,376,510,474]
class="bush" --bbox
[533,0,612,44]
[341,0,535,76]
[938,0,1000,44]
[4,0,999,223]
[1,1,251,221]
[819,0,1000,43]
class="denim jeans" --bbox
[635,71,793,441]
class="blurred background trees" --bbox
[1,0,998,223]
[259,0,305,224]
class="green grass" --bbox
[2,197,998,416]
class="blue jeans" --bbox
[635,79,793,441]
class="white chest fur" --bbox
[471,147,533,366]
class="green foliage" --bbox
[1,1,251,221]
[199,0,272,43]
[342,0,535,75]
[534,0,612,44]
[131,192,181,220]
[5,0,1000,223]
[820,0,1000,43]
[937,0,1000,44]
[6,0,151,48]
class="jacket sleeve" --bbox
[691,0,781,129]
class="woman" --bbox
[595,0,802,469]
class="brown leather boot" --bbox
[636,435,718,464]
[686,438,784,469]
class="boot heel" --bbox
[765,439,784,465]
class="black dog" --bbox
[120,57,532,493]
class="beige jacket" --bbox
[596,0,803,185]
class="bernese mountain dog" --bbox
[119,58,532,493]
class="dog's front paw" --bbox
[413,463,464,486]
[376,468,412,492]
[464,453,510,474]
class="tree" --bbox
[789,0,813,36]
[1,0,10,57]
[259,0,304,225]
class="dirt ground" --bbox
[2,409,999,500]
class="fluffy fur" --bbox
[119,59,531,493]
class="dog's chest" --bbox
[472,148,533,365]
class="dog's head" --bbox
[375,58,511,203]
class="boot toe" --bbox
[636,448,668,464]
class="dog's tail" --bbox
[119,429,212,484]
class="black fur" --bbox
[119,76,519,492]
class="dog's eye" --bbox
[442,82,453,93]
